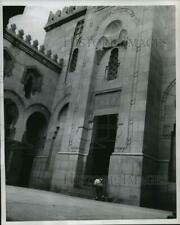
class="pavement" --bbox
[6,185,172,221]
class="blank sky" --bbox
[9,6,62,45]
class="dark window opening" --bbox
[74,20,84,36]
[22,68,42,99]
[69,48,78,72]
[107,48,119,81]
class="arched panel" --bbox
[21,66,43,99]
[52,94,70,123]
[104,20,122,38]
[24,104,50,123]
[4,90,25,114]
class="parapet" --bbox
[4,24,63,73]
[45,6,87,32]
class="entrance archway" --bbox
[85,114,118,184]
[20,112,47,186]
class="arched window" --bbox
[74,20,84,36]
[69,48,78,72]
[107,48,119,81]
[21,68,42,99]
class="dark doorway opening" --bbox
[85,114,118,183]
[20,112,47,186]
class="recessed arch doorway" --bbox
[19,112,47,186]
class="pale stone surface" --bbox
[4,6,176,211]
[6,185,171,221]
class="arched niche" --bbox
[55,103,69,149]
[21,66,43,99]
[4,89,25,114]
[52,94,70,123]
[26,112,48,148]
[24,104,50,123]
[4,90,25,141]
[92,11,137,49]
[104,20,122,41]
[19,111,48,187]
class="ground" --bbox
[6,185,172,221]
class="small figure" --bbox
[93,177,104,200]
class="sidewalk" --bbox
[6,185,172,221]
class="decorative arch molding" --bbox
[162,79,176,103]
[24,104,51,123]
[4,89,25,113]
[104,20,122,40]
[52,94,70,122]
[92,11,138,47]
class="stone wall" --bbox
[4,6,176,210]
[3,27,61,187]
[141,6,176,208]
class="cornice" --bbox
[4,25,63,74]
[44,7,87,32]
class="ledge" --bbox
[95,87,122,95]
[4,27,63,73]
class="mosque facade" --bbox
[3,6,176,210]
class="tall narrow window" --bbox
[74,20,84,36]
[69,48,78,72]
[107,48,119,81]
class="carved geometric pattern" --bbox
[107,48,119,81]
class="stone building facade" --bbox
[3,6,176,210]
